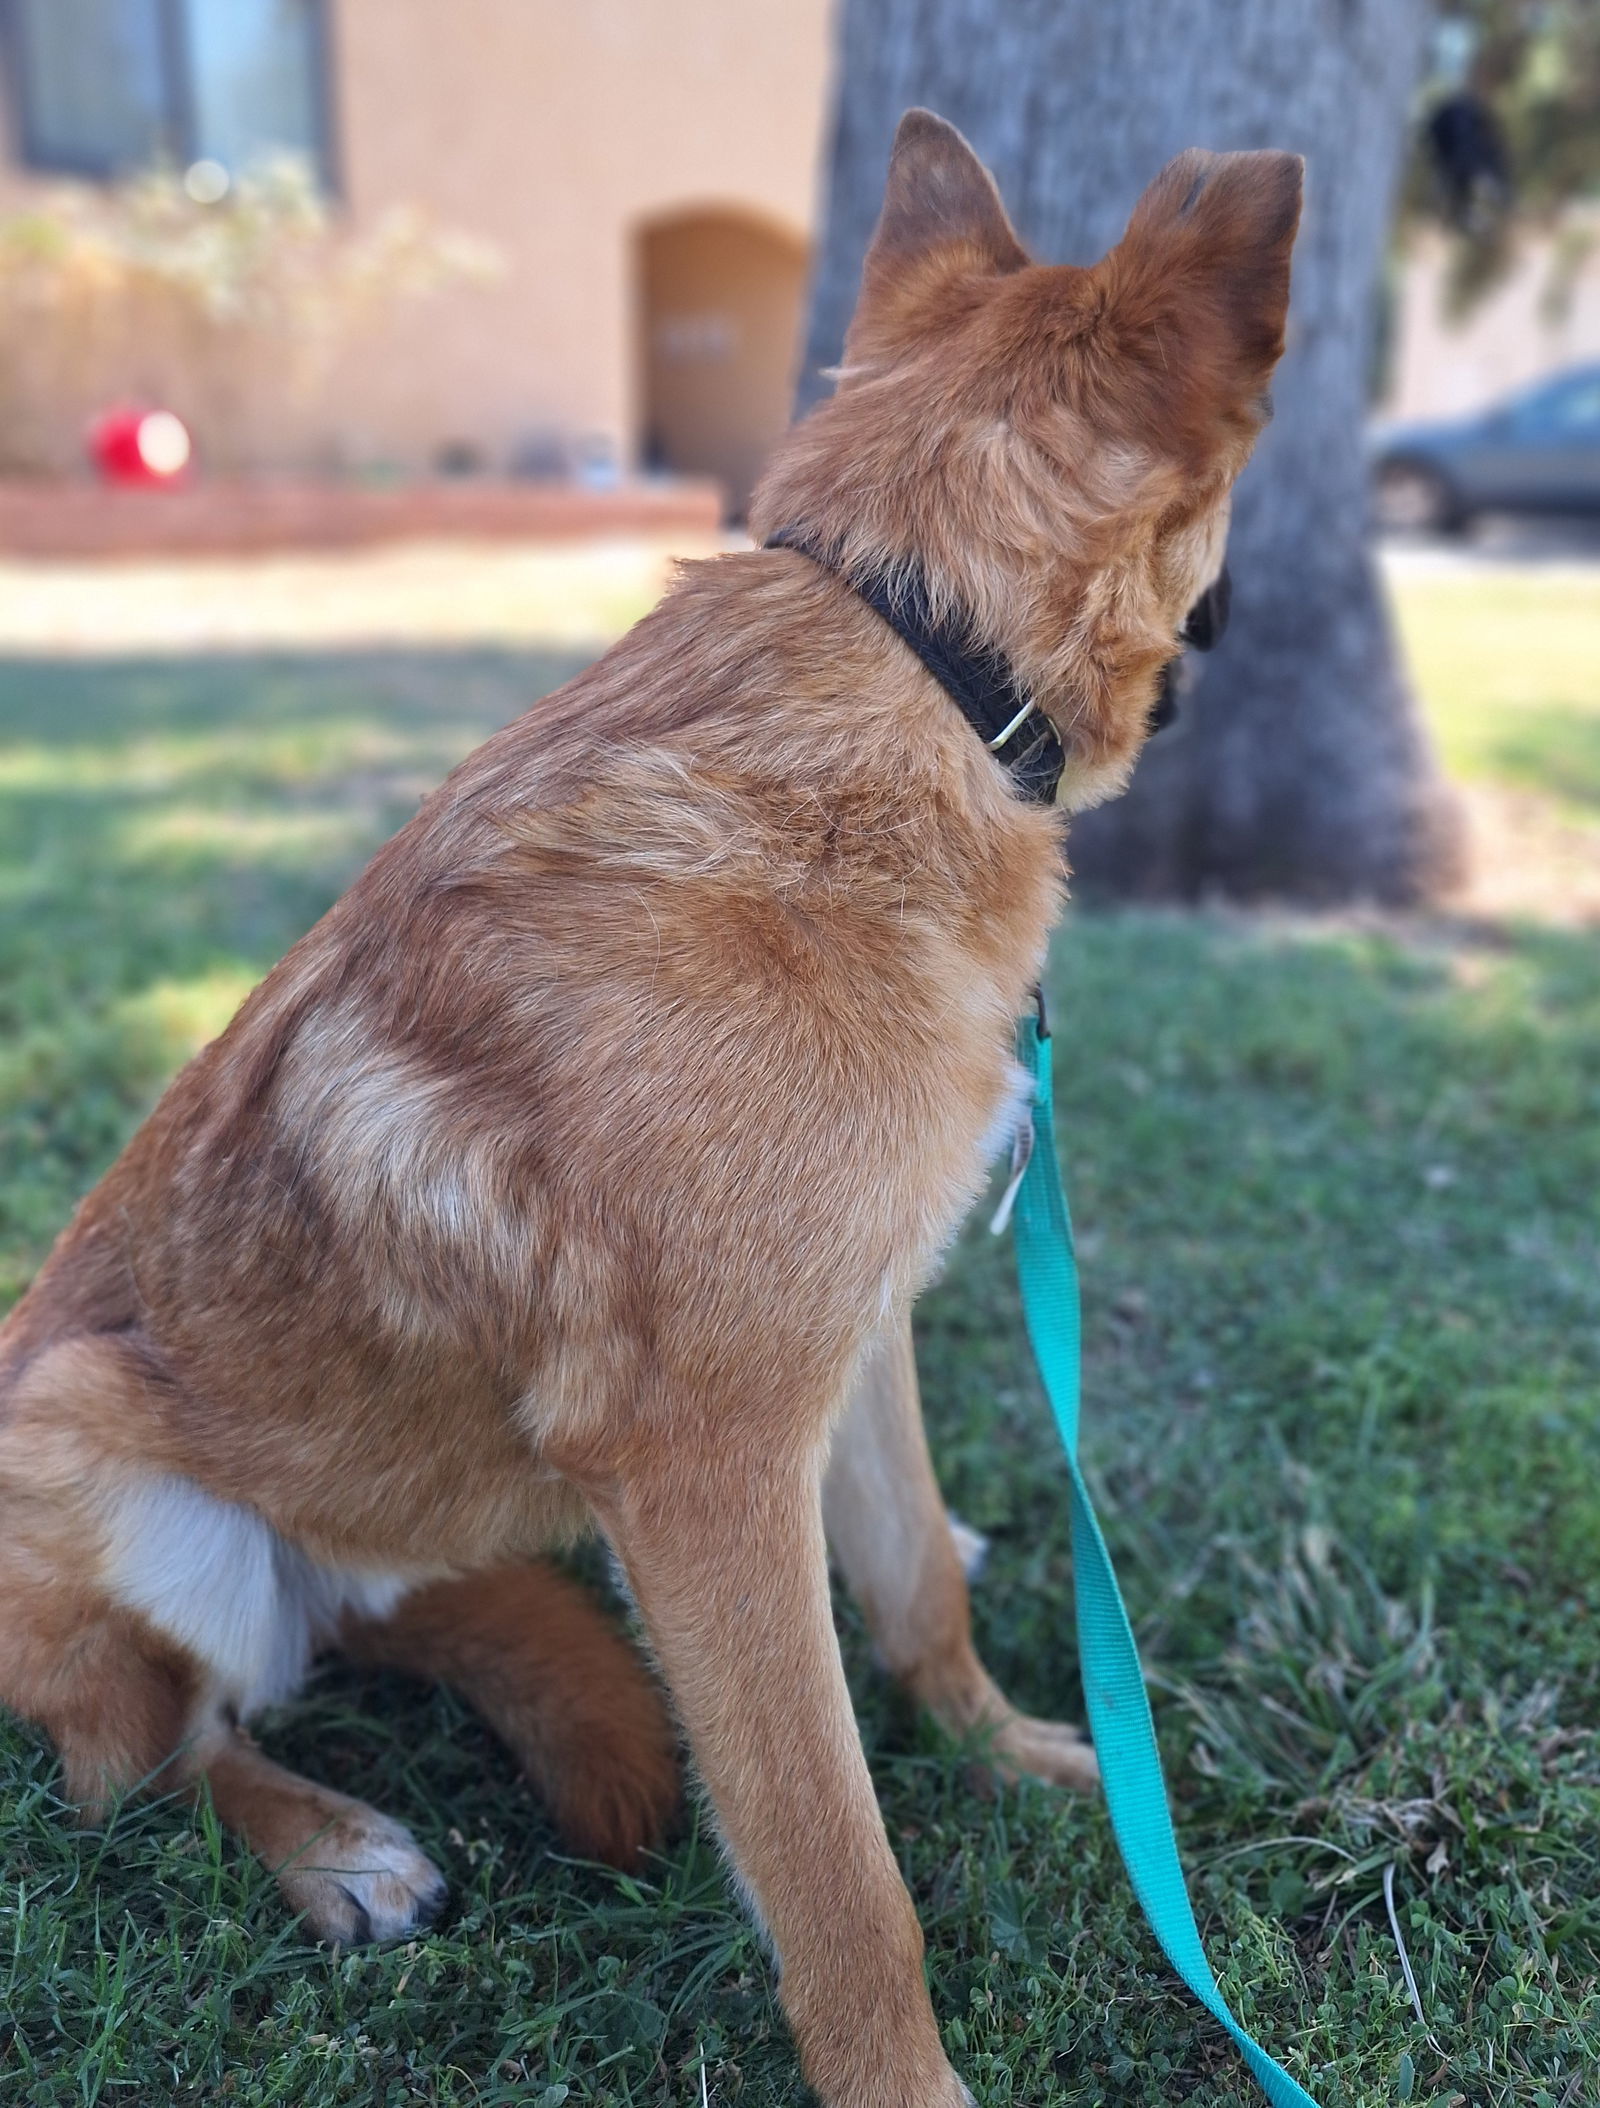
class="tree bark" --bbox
[799,0,1465,905]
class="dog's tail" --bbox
[343,1559,680,1868]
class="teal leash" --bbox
[1010,998,1321,2108]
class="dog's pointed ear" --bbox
[1099,148,1304,447]
[845,110,1029,361]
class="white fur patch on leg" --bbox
[97,1474,413,1715]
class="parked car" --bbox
[1370,363,1600,532]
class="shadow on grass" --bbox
[0,647,591,927]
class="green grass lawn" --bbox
[1391,565,1600,823]
[2,565,1599,2107]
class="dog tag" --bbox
[988,1106,1034,1236]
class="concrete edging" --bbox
[0,478,726,559]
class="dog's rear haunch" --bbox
[0,114,1299,2108]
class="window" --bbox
[1541,375,1600,438]
[1509,371,1600,441]
[182,0,325,178]
[3,0,332,187]
[4,0,170,175]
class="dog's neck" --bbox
[764,528,1065,807]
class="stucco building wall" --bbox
[1384,220,1600,422]
[325,0,834,473]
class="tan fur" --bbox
[0,111,1299,2107]
[824,1313,1099,1789]
[341,1565,681,1870]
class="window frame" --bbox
[0,0,339,192]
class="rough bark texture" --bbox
[799,0,1465,904]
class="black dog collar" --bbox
[765,527,1065,805]
[766,530,1231,797]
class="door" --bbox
[637,210,809,521]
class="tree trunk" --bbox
[798,0,1465,905]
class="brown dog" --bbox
[0,113,1299,2107]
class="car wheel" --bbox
[1374,457,1463,535]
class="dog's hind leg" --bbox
[340,1562,679,1870]
[0,1342,205,1818]
[823,1312,1098,1791]
[0,1560,200,1815]
[0,1532,446,1946]
[195,1730,448,1944]
[0,1336,446,1944]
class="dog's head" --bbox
[751,111,1303,810]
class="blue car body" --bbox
[1372,363,1600,523]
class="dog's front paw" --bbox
[277,1807,448,1944]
